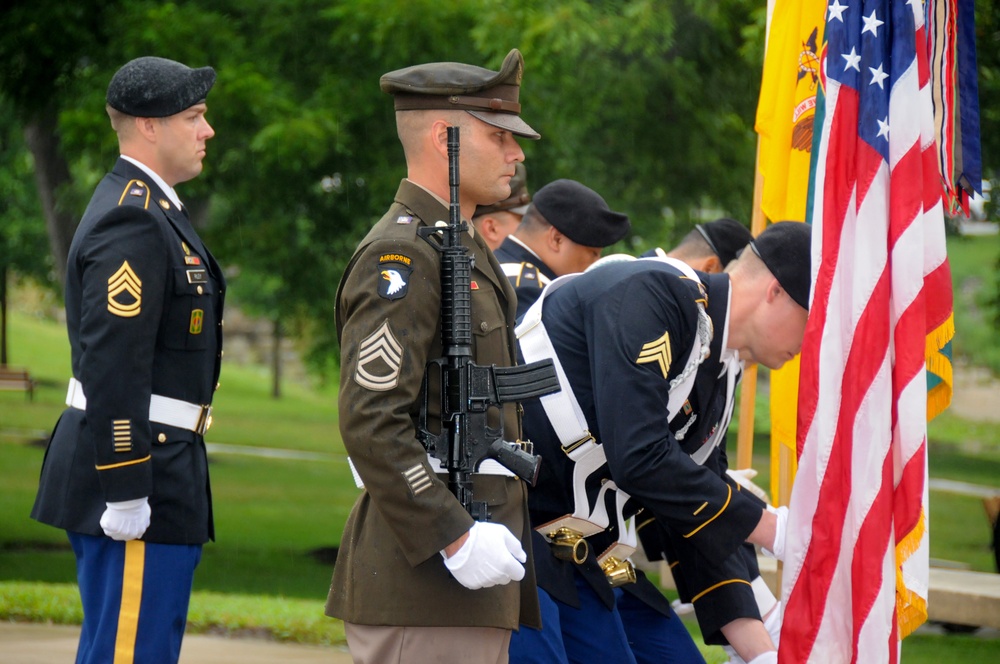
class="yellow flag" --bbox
[755,0,826,224]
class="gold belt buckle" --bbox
[601,556,636,587]
[195,405,213,435]
[562,432,595,457]
[547,527,589,565]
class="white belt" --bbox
[66,377,214,435]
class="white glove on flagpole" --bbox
[746,652,778,664]
[100,497,151,541]
[442,521,527,590]
[761,505,788,562]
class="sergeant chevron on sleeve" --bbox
[508,221,812,664]
[31,55,225,664]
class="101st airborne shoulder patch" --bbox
[377,253,413,300]
[107,261,142,317]
[354,319,403,391]
[636,330,672,379]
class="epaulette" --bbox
[116,179,152,210]
[514,263,542,288]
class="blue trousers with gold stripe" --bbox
[68,533,201,664]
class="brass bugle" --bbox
[601,556,637,588]
[548,527,588,565]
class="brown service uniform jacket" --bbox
[325,179,540,630]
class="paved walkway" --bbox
[0,622,354,663]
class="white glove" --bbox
[761,505,788,562]
[726,468,770,503]
[723,602,782,664]
[441,521,527,590]
[763,601,782,650]
[100,497,151,541]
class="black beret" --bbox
[380,49,539,139]
[750,221,812,309]
[474,162,531,217]
[696,217,754,267]
[531,179,630,248]
[107,56,216,118]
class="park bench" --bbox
[0,366,35,400]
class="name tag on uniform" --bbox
[186,269,208,284]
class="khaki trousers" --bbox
[344,623,512,664]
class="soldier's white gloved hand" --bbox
[100,497,151,541]
[763,601,782,650]
[761,505,788,562]
[442,521,526,590]
[746,652,778,664]
[726,468,770,503]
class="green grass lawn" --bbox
[2,229,998,661]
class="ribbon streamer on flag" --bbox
[779,0,960,661]
[926,0,983,216]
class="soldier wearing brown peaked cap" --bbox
[31,56,223,664]
[326,49,541,664]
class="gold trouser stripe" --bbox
[690,578,751,604]
[683,485,732,539]
[114,540,145,664]
[96,455,151,471]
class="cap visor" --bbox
[508,204,530,215]
[468,110,540,140]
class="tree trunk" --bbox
[1,264,7,366]
[23,110,77,287]
[271,317,282,399]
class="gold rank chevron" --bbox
[636,331,672,379]
[107,261,142,317]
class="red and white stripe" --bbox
[778,4,947,663]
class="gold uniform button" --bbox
[480,321,489,332]
[157,433,167,443]
[197,285,204,295]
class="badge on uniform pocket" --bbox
[190,309,204,335]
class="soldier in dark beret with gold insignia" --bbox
[493,178,631,318]
[31,56,224,664]
[473,161,532,251]
[325,49,541,663]
[509,222,812,664]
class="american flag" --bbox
[779,0,953,662]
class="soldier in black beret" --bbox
[494,178,631,318]
[31,56,223,664]
[473,161,532,250]
[326,49,542,663]
[509,222,812,664]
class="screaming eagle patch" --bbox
[636,331,672,379]
[377,253,413,301]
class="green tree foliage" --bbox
[2,0,997,374]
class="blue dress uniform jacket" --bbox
[493,236,555,318]
[32,158,224,545]
[325,180,541,630]
[520,259,765,642]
